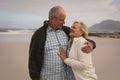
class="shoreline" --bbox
[89,32,120,38]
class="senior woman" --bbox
[58,21,97,80]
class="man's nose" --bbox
[63,21,65,24]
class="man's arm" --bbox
[29,32,40,80]
[86,39,96,49]
[81,39,96,53]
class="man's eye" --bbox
[73,27,75,29]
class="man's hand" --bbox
[81,41,93,53]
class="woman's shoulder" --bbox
[74,37,87,43]
[73,37,87,48]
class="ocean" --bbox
[0,32,33,42]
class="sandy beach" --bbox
[0,42,30,80]
[89,37,120,80]
[0,34,120,80]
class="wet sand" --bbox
[0,36,120,80]
[0,42,30,80]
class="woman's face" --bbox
[69,22,83,38]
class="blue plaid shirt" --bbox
[41,26,69,80]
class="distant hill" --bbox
[89,19,120,33]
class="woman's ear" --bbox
[81,33,83,35]
[80,31,84,36]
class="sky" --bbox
[0,0,120,29]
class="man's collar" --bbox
[47,26,62,32]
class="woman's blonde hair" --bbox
[74,21,88,39]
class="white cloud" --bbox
[0,0,120,28]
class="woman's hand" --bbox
[58,48,67,61]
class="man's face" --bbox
[52,10,66,29]
[52,13,66,30]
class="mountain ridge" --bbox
[89,19,120,33]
